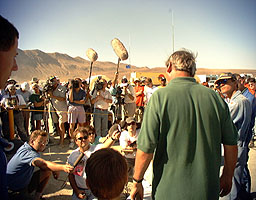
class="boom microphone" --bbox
[111,38,128,61]
[60,151,85,189]
[86,48,98,62]
[73,152,85,167]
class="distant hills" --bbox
[11,49,256,83]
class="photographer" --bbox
[81,80,92,126]
[121,77,136,119]
[91,78,112,137]
[109,72,123,123]
[67,79,86,148]
[46,76,68,146]
[0,84,28,142]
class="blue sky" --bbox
[1,0,255,69]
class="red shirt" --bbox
[135,85,144,107]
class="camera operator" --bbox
[121,76,136,119]
[81,80,92,126]
[67,79,86,148]
[0,84,28,142]
[46,76,68,146]
[91,78,112,137]
[109,72,123,123]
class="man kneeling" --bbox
[7,130,74,200]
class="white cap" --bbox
[21,82,29,90]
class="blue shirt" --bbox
[67,89,86,107]
[241,88,256,142]
[7,142,40,191]
[228,90,252,147]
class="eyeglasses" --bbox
[76,136,88,141]
[37,140,48,146]
[88,132,95,136]
[127,122,136,126]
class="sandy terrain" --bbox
[39,135,256,199]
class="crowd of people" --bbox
[1,15,256,200]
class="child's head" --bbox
[85,148,128,199]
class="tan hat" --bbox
[126,117,136,124]
[31,77,39,83]
[134,78,141,82]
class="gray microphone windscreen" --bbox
[111,38,128,61]
[73,152,84,167]
[86,48,98,62]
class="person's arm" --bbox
[125,86,135,101]
[68,173,86,199]
[219,144,238,197]
[101,130,121,148]
[69,88,74,102]
[48,91,66,101]
[112,72,119,87]
[32,157,74,173]
[73,100,85,104]
[102,96,112,104]
[130,149,153,200]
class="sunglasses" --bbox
[88,132,95,136]
[77,136,88,141]
[217,79,230,87]
[127,122,136,126]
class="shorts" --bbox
[68,106,86,124]
[33,113,43,121]
[52,110,68,124]
[8,170,40,200]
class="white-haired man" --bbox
[131,50,238,200]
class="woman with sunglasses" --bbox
[67,127,121,200]
[84,125,101,145]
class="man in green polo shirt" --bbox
[130,50,238,200]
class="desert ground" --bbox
[38,134,256,200]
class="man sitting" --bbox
[7,130,73,200]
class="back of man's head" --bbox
[166,49,197,76]
[85,148,128,199]
[0,15,19,51]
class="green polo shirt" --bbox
[138,77,237,200]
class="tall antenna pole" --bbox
[171,10,174,53]
[129,33,131,66]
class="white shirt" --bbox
[67,145,102,189]
[92,89,112,110]
[1,94,26,107]
[119,129,139,158]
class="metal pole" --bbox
[88,61,93,86]
[172,10,174,53]
[117,58,121,74]
[8,109,15,140]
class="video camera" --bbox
[42,78,56,93]
[94,76,105,91]
[71,79,80,89]
[6,97,18,108]
[115,86,125,105]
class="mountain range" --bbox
[11,49,256,83]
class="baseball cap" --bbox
[134,78,140,82]
[215,73,236,85]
